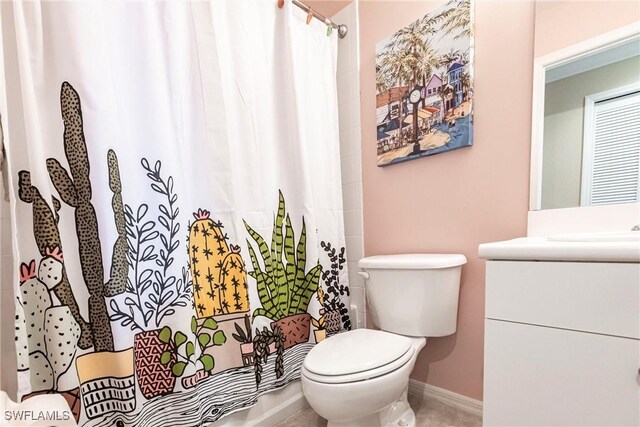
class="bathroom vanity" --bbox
[483,6,640,425]
[479,236,640,426]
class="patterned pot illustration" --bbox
[134,330,176,399]
[324,310,342,335]
[60,387,82,423]
[271,313,311,349]
[23,388,82,423]
[181,370,209,389]
[314,329,327,343]
[76,349,136,419]
[240,342,254,366]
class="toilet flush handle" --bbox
[357,271,370,280]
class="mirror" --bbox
[530,29,640,211]
[541,38,640,209]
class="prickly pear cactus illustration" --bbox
[45,82,128,352]
[17,261,55,391]
[38,247,80,381]
[17,253,80,390]
[38,247,64,289]
[189,209,249,317]
[44,305,80,382]
[17,171,92,349]
[30,351,54,392]
[15,298,29,371]
[19,261,52,355]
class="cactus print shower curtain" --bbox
[0,1,350,425]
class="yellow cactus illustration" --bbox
[220,246,250,313]
[189,209,249,318]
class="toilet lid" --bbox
[302,329,413,382]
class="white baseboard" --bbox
[209,378,481,426]
[256,387,309,427]
[209,381,308,427]
[408,379,483,418]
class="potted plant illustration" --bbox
[253,325,285,386]
[232,315,255,366]
[311,313,327,343]
[244,191,323,349]
[18,82,139,419]
[108,156,192,400]
[311,288,328,343]
[320,241,351,333]
[159,316,227,389]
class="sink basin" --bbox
[548,231,640,242]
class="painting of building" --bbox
[375,0,474,166]
[424,75,443,106]
[447,62,465,108]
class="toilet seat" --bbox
[302,329,415,384]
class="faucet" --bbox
[632,225,640,231]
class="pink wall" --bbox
[359,1,535,400]
[534,1,640,57]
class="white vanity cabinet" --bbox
[479,241,640,427]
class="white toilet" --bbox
[301,254,467,427]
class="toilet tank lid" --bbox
[358,254,467,270]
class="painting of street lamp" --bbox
[375,0,474,167]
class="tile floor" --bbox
[274,394,482,427]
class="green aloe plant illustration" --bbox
[244,191,322,322]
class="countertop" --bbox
[479,236,640,263]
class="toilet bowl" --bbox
[301,329,426,427]
[301,254,466,427]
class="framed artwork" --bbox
[375,0,474,166]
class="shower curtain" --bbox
[0,1,350,425]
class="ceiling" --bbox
[304,0,352,18]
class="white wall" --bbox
[0,0,19,400]
[333,1,365,329]
[0,172,17,400]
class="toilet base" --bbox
[326,389,417,427]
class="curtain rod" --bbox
[290,0,348,38]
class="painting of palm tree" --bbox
[375,0,474,166]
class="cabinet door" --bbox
[484,320,640,426]
[485,261,640,339]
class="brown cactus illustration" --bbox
[17,171,92,349]
[45,82,127,352]
[105,149,128,296]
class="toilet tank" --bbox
[358,254,466,337]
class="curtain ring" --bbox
[306,7,313,25]
[325,18,333,36]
